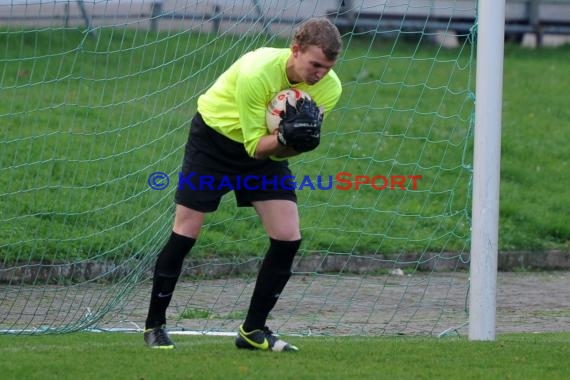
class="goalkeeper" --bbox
[143,17,343,352]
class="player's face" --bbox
[291,44,336,85]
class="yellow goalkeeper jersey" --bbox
[197,47,342,158]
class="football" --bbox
[265,88,312,132]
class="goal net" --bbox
[0,0,475,336]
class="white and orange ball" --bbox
[265,88,312,133]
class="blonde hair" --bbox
[292,18,342,61]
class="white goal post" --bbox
[469,0,506,341]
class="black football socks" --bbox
[242,238,301,332]
[145,231,196,329]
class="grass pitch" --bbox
[0,332,568,379]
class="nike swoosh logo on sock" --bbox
[157,292,173,298]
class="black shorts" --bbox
[174,113,297,212]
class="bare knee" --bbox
[269,224,301,241]
[253,200,301,241]
[172,204,204,239]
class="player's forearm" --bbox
[253,134,300,159]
